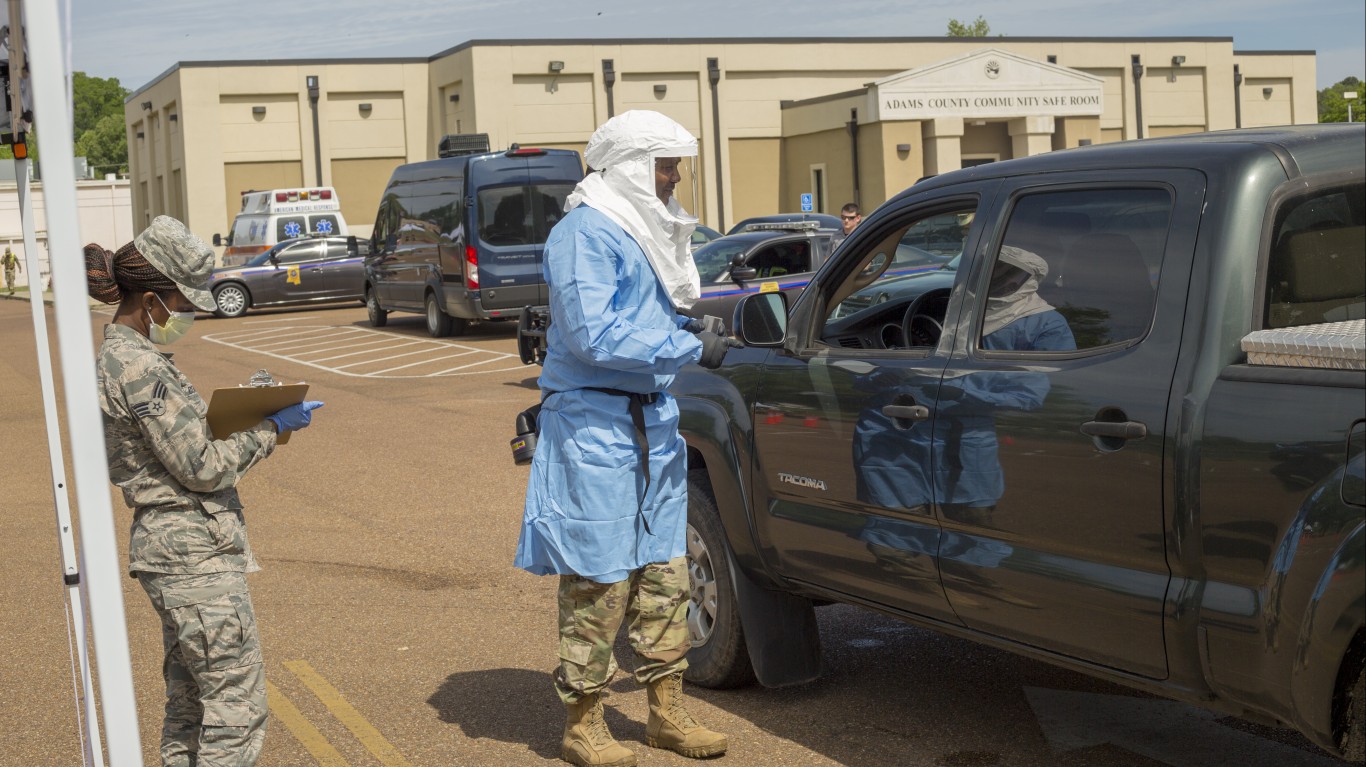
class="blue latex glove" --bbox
[267,400,325,433]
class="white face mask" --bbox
[146,293,195,346]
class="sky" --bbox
[67,0,1364,92]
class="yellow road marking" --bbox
[285,659,414,767]
[266,679,351,767]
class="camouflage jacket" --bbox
[97,324,277,575]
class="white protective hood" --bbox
[565,110,701,309]
[982,246,1056,337]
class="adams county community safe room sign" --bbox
[871,48,1105,122]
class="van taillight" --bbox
[320,190,333,200]
[275,193,287,202]
[506,147,547,157]
[465,245,480,289]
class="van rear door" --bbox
[467,153,580,313]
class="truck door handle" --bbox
[1080,420,1147,440]
[882,404,930,422]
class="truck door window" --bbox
[822,205,976,348]
[981,188,1172,352]
[1264,183,1365,328]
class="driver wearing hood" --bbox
[514,111,730,767]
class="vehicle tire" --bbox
[212,283,250,318]
[1343,663,1366,762]
[425,292,453,337]
[366,286,388,328]
[683,469,757,689]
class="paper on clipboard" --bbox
[206,384,309,445]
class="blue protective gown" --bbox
[515,205,704,583]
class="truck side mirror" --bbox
[347,235,359,258]
[212,233,222,247]
[730,265,759,283]
[733,292,788,346]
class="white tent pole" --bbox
[7,2,103,764]
[20,0,143,763]
[13,160,106,767]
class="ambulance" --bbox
[214,187,349,267]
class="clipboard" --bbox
[206,384,309,445]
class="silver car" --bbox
[209,236,367,318]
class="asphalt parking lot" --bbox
[0,299,1348,767]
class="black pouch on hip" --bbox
[510,403,542,465]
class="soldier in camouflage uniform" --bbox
[87,216,324,767]
[3,246,21,293]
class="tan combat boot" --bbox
[645,673,728,758]
[562,693,637,767]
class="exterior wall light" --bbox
[168,114,178,122]
[449,93,460,103]
[549,61,564,73]
[896,143,912,153]
[358,103,372,114]
[140,101,152,111]
[1263,87,1274,97]
[252,106,267,115]
[136,131,145,139]
[653,84,667,96]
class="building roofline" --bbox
[129,36,1318,99]
[127,57,428,101]
[428,35,1240,61]
[781,88,868,109]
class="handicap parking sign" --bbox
[800,193,813,212]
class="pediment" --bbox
[872,48,1104,121]
[874,48,1104,89]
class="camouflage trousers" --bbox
[4,267,14,290]
[138,571,268,767]
[555,556,690,704]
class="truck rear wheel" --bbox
[1344,664,1366,762]
[683,469,756,689]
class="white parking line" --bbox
[294,337,396,357]
[254,329,365,350]
[202,325,524,378]
[370,350,476,375]
[334,347,442,370]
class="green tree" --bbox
[75,112,127,175]
[947,16,993,37]
[0,71,129,173]
[1317,76,1363,123]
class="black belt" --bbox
[582,387,659,535]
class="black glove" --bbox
[697,330,741,369]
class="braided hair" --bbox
[84,241,177,304]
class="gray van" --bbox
[364,145,583,336]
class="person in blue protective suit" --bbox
[514,110,734,767]
[937,245,1074,525]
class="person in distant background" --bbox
[833,202,862,249]
[3,245,20,294]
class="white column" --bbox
[1010,116,1056,159]
[922,117,964,175]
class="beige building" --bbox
[125,37,1316,249]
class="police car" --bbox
[208,235,366,318]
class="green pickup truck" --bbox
[673,125,1365,759]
